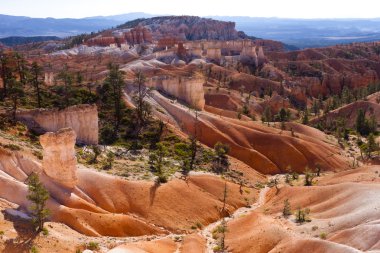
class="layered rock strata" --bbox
[16,104,98,145]
[147,76,205,110]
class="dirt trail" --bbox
[104,186,269,252]
[200,186,269,253]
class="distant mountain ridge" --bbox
[1,13,380,48]
[208,16,380,48]
[0,36,60,46]
[0,13,154,38]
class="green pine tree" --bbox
[302,109,309,125]
[356,109,367,135]
[26,173,50,232]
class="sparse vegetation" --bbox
[90,145,101,164]
[30,245,39,253]
[262,106,272,126]
[304,168,316,186]
[87,241,99,251]
[42,227,49,236]
[101,151,115,170]
[3,143,22,151]
[283,199,292,217]
[356,108,377,136]
[295,207,311,223]
[212,142,230,174]
[149,143,169,184]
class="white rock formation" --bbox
[16,104,98,145]
[44,72,54,86]
[206,48,222,61]
[40,128,78,188]
[240,46,258,67]
[258,46,266,66]
[147,76,205,110]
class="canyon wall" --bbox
[40,128,78,188]
[86,36,117,47]
[240,46,258,66]
[86,26,153,47]
[182,40,266,65]
[16,104,98,145]
[147,76,205,110]
[155,48,177,59]
[206,48,222,61]
[123,26,153,45]
[184,39,254,52]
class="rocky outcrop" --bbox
[16,104,98,145]
[154,48,177,59]
[180,40,266,65]
[206,48,222,61]
[44,72,54,86]
[260,93,291,113]
[257,46,266,66]
[123,26,153,45]
[240,46,258,66]
[184,39,275,55]
[86,36,117,47]
[121,16,243,41]
[147,76,205,110]
[86,26,153,47]
[40,128,78,188]
[266,42,380,98]
[0,148,41,182]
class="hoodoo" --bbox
[39,128,78,188]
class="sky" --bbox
[0,0,379,19]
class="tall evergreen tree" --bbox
[356,109,367,135]
[104,63,125,136]
[212,142,230,173]
[26,173,50,232]
[30,61,43,108]
[183,110,199,177]
[8,79,24,123]
[312,99,319,116]
[14,53,28,86]
[133,71,151,136]
[0,53,12,99]
[262,106,272,126]
[279,107,288,122]
[367,133,378,158]
[57,65,73,108]
[302,109,309,125]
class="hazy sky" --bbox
[1,0,379,19]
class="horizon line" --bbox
[1,12,380,20]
